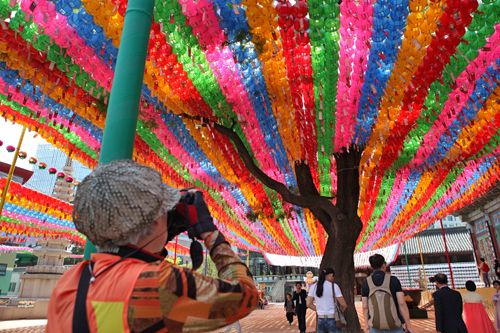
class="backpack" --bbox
[484,263,490,273]
[367,273,402,330]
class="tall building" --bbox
[24,144,91,196]
[429,215,465,229]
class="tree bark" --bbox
[203,119,365,332]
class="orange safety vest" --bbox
[47,249,156,333]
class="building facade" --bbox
[456,186,500,276]
[0,162,33,185]
[24,144,91,195]
[390,226,480,290]
[0,252,17,296]
[428,215,466,229]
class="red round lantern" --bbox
[56,172,65,180]
[48,167,57,175]
[6,145,15,153]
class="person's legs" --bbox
[297,308,306,332]
[287,312,293,324]
[325,318,341,333]
[234,321,242,333]
[223,323,235,333]
[316,318,326,333]
[484,273,491,287]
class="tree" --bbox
[206,119,364,331]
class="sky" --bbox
[0,121,49,170]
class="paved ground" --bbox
[210,303,437,333]
[0,303,438,333]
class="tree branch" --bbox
[181,114,341,214]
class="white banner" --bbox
[263,243,400,269]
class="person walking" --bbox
[494,259,500,280]
[492,280,500,332]
[46,160,258,333]
[433,273,468,333]
[285,293,295,326]
[479,258,491,287]
[293,282,308,333]
[462,280,495,333]
[361,254,413,333]
[306,268,347,333]
[223,321,242,333]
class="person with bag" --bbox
[285,293,295,326]
[362,254,413,333]
[46,160,258,333]
[479,258,491,287]
[306,268,347,333]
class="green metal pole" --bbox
[403,242,412,288]
[83,0,155,259]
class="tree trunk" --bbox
[321,215,363,333]
[211,120,365,331]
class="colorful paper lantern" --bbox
[18,151,27,159]
[28,157,37,164]
[38,162,47,170]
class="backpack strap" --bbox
[367,275,376,290]
[72,262,93,333]
[381,273,392,290]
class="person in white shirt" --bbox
[306,268,347,333]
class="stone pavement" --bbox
[210,303,436,333]
[0,303,437,333]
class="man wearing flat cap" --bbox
[46,160,258,333]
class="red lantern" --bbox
[65,176,74,184]
[48,168,57,175]
[56,172,65,180]
[6,145,15,153]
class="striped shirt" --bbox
[128,231,259,332]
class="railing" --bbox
[25,266,68,274]
[16,263,36,267]
[253,275,304,282]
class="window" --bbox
[8,283,16,292]
[0,264,7,276]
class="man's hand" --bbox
[405,326,414,333]
[182,191,218,239]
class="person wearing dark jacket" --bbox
[433,273,468,333]
[285,293,295,326]
[293,282,308,333]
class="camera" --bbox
[160,190,204,269]
[166,190,195,242]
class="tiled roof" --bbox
[399,226,473,256]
